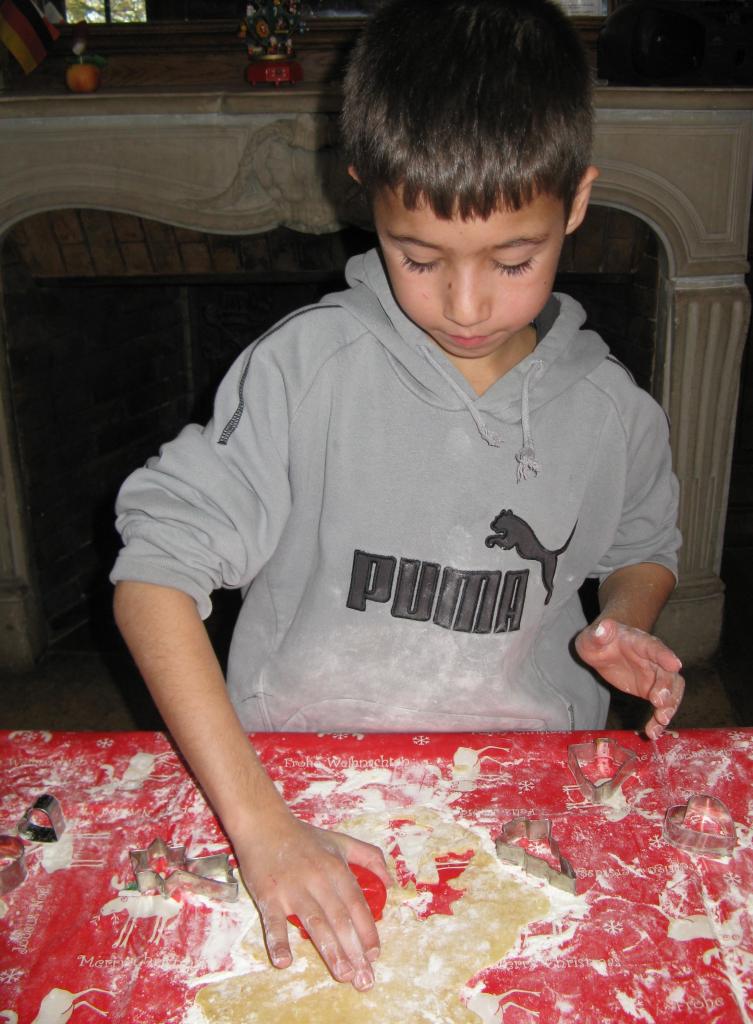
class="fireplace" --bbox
[0,85,751,668]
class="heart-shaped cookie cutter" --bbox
[495,817,577,894]
[130,836,238,901]
[663,794,737,857]
[0,834,28,895]
[567,737,637,804]
[18,793,66,842]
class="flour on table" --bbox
[193,809,549,1023]
[667,914,715,942]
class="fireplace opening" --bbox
[0,204,660,669]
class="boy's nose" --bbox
[443,274,492,328]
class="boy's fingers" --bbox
[655,647,683,673]
[323,911,375,989]
[336,870,382,962]
[575,619,613,656]
[649,673,684,710]
[645,668,684,737]
[645,716,666,741]
[259,904,293,968]
[342,839,393,891]
[591,619,615,643]
[302,898,374,988]
[303,909,355,982]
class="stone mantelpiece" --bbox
[0,87,751,668]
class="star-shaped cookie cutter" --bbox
[663,794,737,857]
[129,837,238,901]
[495,817,577,894]
[0,834,28,895]
[567,737,637,804]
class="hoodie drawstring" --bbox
[421,347,544,481]
[516,359,544,482]
[421,347,504,447]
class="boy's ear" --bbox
[565,165,600,235]
[347,165,362,184]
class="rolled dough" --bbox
[194,810,549,1023]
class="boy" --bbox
[111,0,684,993]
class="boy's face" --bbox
[370,169,598,390]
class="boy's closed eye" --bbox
[399,254,535,278]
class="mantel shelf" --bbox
[1,85,752,120]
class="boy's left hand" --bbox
[575,617,684,739]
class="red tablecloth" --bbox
[1,728,752,1023]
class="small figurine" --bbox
[240,0,304,87]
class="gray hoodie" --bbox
[111,248,680,733]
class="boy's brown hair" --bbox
[341,0,593,219]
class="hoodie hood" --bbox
[335,248,610,479]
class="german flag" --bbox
[0,0,60,74]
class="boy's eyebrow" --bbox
[386,231,550,250]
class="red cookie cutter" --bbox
[288,862,387,940]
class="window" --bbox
[59,1,382,23]
[62,0,146,22]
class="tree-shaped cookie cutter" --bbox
[130,837,238,901]
[567,737,638,804]
[663,794,737,857]
[495,817,577,894]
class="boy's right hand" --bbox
[234,807,392,990]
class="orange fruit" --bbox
[65,63,102,93]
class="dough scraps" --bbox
[194,809,549,1023]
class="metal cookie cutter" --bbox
[0,834,28,895]
[130,837,238,902]
[495,817,577,894]
[18,793,66,842]
[567,737,637,804]
[663,794,737,857]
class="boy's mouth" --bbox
[446,333,489,348]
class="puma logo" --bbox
[485,510,576,604]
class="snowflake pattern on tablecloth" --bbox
[8,730,51,743]
[317,733,364,741]
[603,918,624,936]
[0,966,24,984]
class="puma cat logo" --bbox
[485,510,576,604]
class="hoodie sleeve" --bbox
[110,340,292,619]
[592,381,681,583]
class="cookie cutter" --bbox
[130,837,238,902]
[0,834,28,895]
[663,794,737,857]
[18,793,66,842]
[567,737,638,804]
[495,817,577,894]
